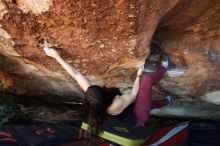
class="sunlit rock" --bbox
[16,0,52,14]
[202,91,220,105]
[0,0,7,19]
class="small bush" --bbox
[0,81,15,124]
[0,104,15,124]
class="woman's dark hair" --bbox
[84,85,121,139]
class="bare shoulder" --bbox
[107,94,131,115]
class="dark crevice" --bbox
[149,43,161,56]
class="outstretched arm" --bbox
[130,65,144,99]
[43,47,91,92]
[107,65,144,115]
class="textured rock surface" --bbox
[0,0,219,108]
[154,0,220,98]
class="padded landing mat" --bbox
[82,117,152,146]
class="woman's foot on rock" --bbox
[165,95,173,105]
[161,53,171,69]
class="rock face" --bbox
[0,0,219,106]
[154,0,220,98]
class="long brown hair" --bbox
[84,85,121,139]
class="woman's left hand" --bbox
[137,65,144,77]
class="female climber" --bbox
[42,44,172,138]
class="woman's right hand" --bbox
[43,47,60,59]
